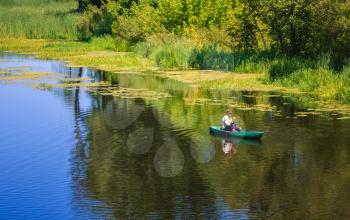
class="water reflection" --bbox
[1,52,350,219]
[153,138,185,178]
[127,127,154,155]
[222,139,237,159]
[103,98,145,130]
[190,137,215,163]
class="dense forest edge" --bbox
[0,0,349,102]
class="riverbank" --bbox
[2,37,350,105]
[0,38,286,92]
[0,0,349,103]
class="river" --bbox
[1,52,350,219]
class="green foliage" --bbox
[269,58,306,81]
[274,62,350,102]
[112,3,163,43]
[1,0,349,102]
[90,35,116,50]
[78,0,105,12]
[314,0,350,69]
[135,34,194,69]
[77,2,118,40]
[0,0,79,39]
[190,44,273,72]
[261,0,314,55]
[77,0,350,71]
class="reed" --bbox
[134,35,194,69]
[135,36,350,102]
[0,0,79,39]
[275,65,350,102]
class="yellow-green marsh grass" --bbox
[59,77,92,82]
[199,73,285,91]
[87,86,172,100]
[0,38,284,91]
[0,71,59,81]
[0,38,157,72]
[336,117,350,120]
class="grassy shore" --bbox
[2,36,350,104]
[134,36,350,102]
[0,38,286,92]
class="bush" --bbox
[268,57,319,81]
[269,59,300,81]
[77,2,118,40]
[112,4,163,44]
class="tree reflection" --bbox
[69,95,220,218]
[64,69,350,219]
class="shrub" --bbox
[112,4,162,44]
[77,2,118,40]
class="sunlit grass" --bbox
[0,38,157,72]
[274,67,350,102]
[200,73,284,91]
[0,0,79,39]
[0,71,57,80]
[1,37,349,103]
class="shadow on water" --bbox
[1,52,350,219]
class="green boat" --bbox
[209,126,264,139]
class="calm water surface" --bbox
[1,52,350,219]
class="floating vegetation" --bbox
[242,95,257,98]
[336,117,350,120]
[29,83,54,90]
[54,82,110,87]
[59,77,92,82]
[0,66,32,74]
[236,107,254,111]
[263,94,281,98]
[183,97,211,105]
[209,102,223,106]
[88,86,172,100]
[295,112,321,116]
[161,70,232,84]
[0,71,58,80]
[0,59,20,63]
[28,81,110,90]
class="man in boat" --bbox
[222,110,241,132]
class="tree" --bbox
[78,0,108,12]
[261,0,313,55]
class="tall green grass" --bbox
[134,34,194,69]
[276,65,350,102]
[0,0,79,39]
[134,35,350,102]
[190,44,274,73]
